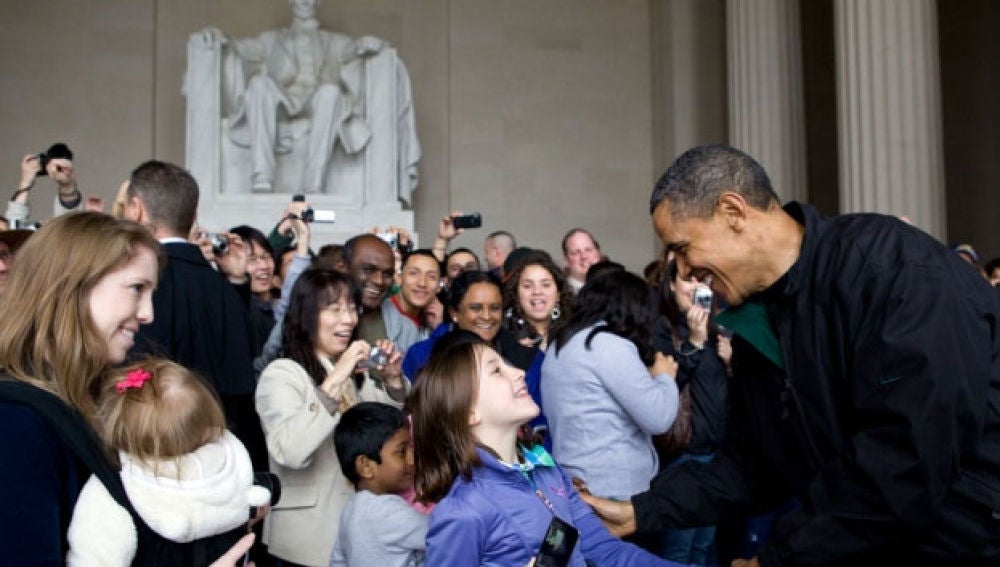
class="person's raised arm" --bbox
[433,210,465,262]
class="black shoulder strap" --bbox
[0,377,152,531]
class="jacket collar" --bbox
[757,201,827,302]
[163,241,212,268]
[473,446,555,484]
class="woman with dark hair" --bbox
[231,224,280,357]
[409,330,678,566]
[542,269,679,503]
[501,249,576,446]
[502,249,574,351]
[654,258,732,564]
[401,270,535,381]
[255,268,408,566]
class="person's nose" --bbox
[138,294,154,325]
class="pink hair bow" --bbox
[116,368,152,394]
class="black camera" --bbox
[452,212,482,230]
[36,143,73,177]
[291,194,336,223]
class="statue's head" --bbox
[289,0,319,20]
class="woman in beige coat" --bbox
[256,268,408,566]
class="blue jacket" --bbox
[426,447,682,567]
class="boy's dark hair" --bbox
[334,402,408,486]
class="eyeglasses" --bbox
[247,254,274,265]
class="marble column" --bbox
[727,0,808,203]
[835,0,946,238]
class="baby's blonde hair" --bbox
[99,358,226,471]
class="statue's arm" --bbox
[192,26,268,64]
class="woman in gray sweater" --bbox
[541,269,679,502]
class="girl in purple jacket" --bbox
[409,330,688,567]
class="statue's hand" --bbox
[354,36,384,56]
[194,27,227,49]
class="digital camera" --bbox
[694,286,713,310]
[203,232,229,256]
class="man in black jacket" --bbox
[123,160,267,470]
[583,145,1000,566]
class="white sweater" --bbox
[67,430,269,566]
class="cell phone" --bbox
[451,212,482,230]
[694,286,713,311]
[535,516,579,567]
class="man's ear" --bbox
[355,455,377,480]
[716,191,748,232]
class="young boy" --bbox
[330,402,428,567]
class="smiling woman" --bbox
[256,268,411,565]
[0,212,165,561]
[401,270,537,383]
[410,330,677,566]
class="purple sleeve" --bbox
[425,497,486,566]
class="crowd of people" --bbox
[1,143,998,567]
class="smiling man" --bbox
[562,228,604,293]
[348,234,428,354]
[582,145,1000,566]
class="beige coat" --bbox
[255,357,406,566]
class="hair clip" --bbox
[116,368,152,393]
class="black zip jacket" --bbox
[632,203,1000,566]
[653,318,729,455]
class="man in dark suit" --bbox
[123,160,266,470]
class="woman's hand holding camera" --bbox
[370,339,404,389]
[686,303,710,348]
[323,340,370,397]
[47,158,75,190]
[216,233,248,284]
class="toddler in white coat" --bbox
[67,358,270,565]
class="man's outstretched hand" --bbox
[573,479,638,538]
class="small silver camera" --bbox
[203,232,229,256]
[359,346,390,369]
[694,286,713,310]
[377,231,399,250]
[368,346,389,367]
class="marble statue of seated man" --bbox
[194,0,381,193]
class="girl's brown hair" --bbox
[0,212,164,420]
[409,330,485,503]
[100,358,226,471]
